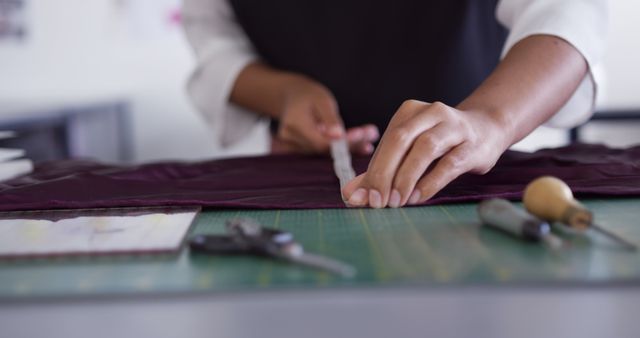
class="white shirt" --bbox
[183,0,607,148]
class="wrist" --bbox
[458,104,515,151]
[230,62,327,120]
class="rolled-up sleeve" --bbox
[183,0,265,147]
[497,0,608,128]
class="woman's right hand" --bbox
[276,77,379,155]
[230,62,378,154]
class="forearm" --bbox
[457,34,588,147]
[230,62,315,119]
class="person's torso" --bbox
[229,0,507,133]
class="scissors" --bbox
[189,218,356,278]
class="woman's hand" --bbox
[342,100,511,208]
[276,78,379,154]
[230,62,379,154]
[340,35,589,208]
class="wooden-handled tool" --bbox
[523,176,637,251]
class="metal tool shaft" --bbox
[592,224,638,251]
[541,234,563,251]
[283,248,356,278]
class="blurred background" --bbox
[0,0,638,164]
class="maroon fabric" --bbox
[1,143,639,211]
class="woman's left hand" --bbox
[342,99,512,208]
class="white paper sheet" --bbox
[0,209,198,257]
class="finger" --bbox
[270,136,301,154]
[391,123,465,207]
[386,99,425,128]
[347,124,380,143]
[352,142,374,155]
[295,126,332,153]
[342,174,368,207]
[345,127,374,155]
[362,103,442,208]
[346,124,379,143]
[356,124,380,143]
[409,144,472,205]
[356,125,379,155]
[313,98,344,138]
[278,126,309,152]
[346,127,365,144]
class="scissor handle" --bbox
[190,219,296,256]
[188,234,249,255]
[226,218,293,244]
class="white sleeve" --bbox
[183,0,267,147]
[496,0,608,128]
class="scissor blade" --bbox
[285,251,356,278]
[330,139,356,201]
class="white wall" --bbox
[513,0,640,151]
[576,0,640,148]
[0,0,264,163]
[0,0,638,162]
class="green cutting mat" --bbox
[1,199,640,299]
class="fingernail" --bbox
[408,189,421,205]
[348,188,367,206]
[369,189,382,208]
[389,189,401,208]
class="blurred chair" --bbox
[0,98,133,163]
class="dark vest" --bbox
[229,0,507,134]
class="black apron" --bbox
[229,0,508,134]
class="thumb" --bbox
[313,98,345,138]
